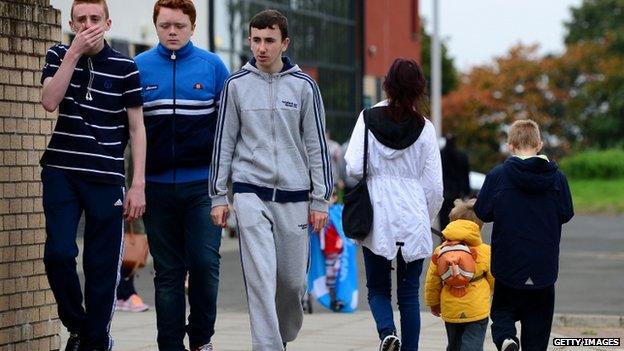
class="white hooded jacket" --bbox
[345,100,443,262]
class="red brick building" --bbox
[363,0,421,106]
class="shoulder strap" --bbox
[362,109,369,179]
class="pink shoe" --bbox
[115,294,149,312]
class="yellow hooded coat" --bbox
[424,219,494,323]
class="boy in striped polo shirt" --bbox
[40,1,146,350]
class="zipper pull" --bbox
[85,58,94,101]
[171,51,176,60]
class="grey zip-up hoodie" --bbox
[210,57,333,212]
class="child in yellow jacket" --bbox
[425,199,494,350]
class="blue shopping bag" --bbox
[308,204,358,312]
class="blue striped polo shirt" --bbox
[40,42,143,185]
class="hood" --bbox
[503,156,559,192]
[365,105,424,151]
[243,56,300,78]
[441,219,483,246]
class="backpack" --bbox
[432,240,479,297]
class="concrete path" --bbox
[60,309,624,351]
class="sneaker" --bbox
[192,343,213,351]
[501,338,519,351]
[115,294,149,312]
[379,334,401,351]
[65,333,80,351]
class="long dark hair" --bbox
[382,58,427,123]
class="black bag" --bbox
[342,112,373,240]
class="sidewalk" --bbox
[67,236,624,350]
[63,310,488,351]
[60,309,624,351]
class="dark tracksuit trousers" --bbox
[491,282,555,351]
[42,166,124,350]
[143,181,222,351]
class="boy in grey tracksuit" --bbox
[209,10,333,351]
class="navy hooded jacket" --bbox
[474,156,574,289]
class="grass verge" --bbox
[569,178,624,214]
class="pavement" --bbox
[59,309,624,351]
[64,231,624,351]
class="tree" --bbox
[562,0,624,148]
[420,19,459,95]
[443,41,624,173]
[548,41,624,148]
[441,44,577,171]
[439,1,624,172]
[564,0,624,53]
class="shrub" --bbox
[559,149,624,179]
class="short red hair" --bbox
[71,0,109,20]
[153,0,197,25]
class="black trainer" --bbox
[502,338,519,351]
[379,334,401,351]
[65,334,80,351]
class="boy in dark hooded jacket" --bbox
[474,119,574,351]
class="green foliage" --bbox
[564,0,624,53]
[561,1,624,148]
[551,40,624,150]
[560,149,624,179]
[568,178,624,214]
[420,19,459,95]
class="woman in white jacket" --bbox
[345,58,443,351]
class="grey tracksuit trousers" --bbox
[233,193,310,351]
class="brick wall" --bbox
[0,1,61,350]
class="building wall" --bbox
[365,0,421,76]
[48,0,209,49]
[232,1,361,142]
[363,0,420,106]
[0,1,63,350]
[47,0,246,72]
[46,1,252,81]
